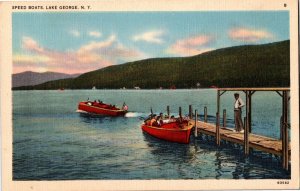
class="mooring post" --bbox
[216,112,220,146]
[223,109,226,127]
[216,90,221,146]
[189,105,193,119]
[282,90,289,170]
[179,107,182,119]
[194,109,198,137]
[249,92,252,133]
[280,116,283,140]
[244,116,249,156]
[204,106,207,122]
[285,91,289,170]
[244,90,251,156]
[282,91,286,169]
[167,105,170,117]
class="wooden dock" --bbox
[191,120,291,159]
[166,87,291,169]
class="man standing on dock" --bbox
[234,93,244,133]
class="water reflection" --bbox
[142,132,198,164]
[143,132,292,179]
[78,112,119,124]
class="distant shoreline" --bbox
[12,40,290,91]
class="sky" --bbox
[12,11,289,74]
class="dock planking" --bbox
[191,120,291,158]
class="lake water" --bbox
[13,89,290,180]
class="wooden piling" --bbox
[249,92,253,133]
[244,116,249,155]
[204,106,208,122]
[282,91,289,170]
[280,116,283,140]
[179,107,182,118]
[189,105,193,119]
[194,110,198,137]
[167,106,170,117]
[223,109,226,127]
[216,112,220,145]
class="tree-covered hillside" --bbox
[14,40,290,90]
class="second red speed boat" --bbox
[78,100,128,116]
[142,117,193,144]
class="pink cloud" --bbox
[22,36,44,53]
[167,35,214,56]
[13,36,145,74]
[229,27,274,42]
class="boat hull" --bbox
[141,122,193,144]
[78,102,126,116]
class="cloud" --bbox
[133,30,165,44]
[22,36,44,53]
[13,54,50,64]
[167,35,214,56]
[88,31,102,38]
[70,30,80,37]
[229,27,274,42]
[13,36,146,74]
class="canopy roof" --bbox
[217,87,290,91]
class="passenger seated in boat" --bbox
[159,119,164,126]
[122,103,128,111]
[157,115,163,126]
[98,99,103,103]
[167,115,176,123]
[150,118,156,126]
[155,116,162,126]
[152,117,160,127]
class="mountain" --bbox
[12,71,81,87]
[13,40,289,90]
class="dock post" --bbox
[244,116,249,155]
[216,112,220,146]
[194,110,198,137]
[179,107,182,119]
[189,105,193,119]
[280,116,283,140]
[282,91,289,170]
[244,90,251,156]
[204,106,207,122]
[249,91,252,133]
[285,92,289,170]
[167,106,170,117]
[223,109,226,127]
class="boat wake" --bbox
[76,109,88,113]
[77,109,147,119]
[125,112,146,118]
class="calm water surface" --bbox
[13,89,290,180]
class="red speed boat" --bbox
[142,118,193,144]
[78,101,128,116]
